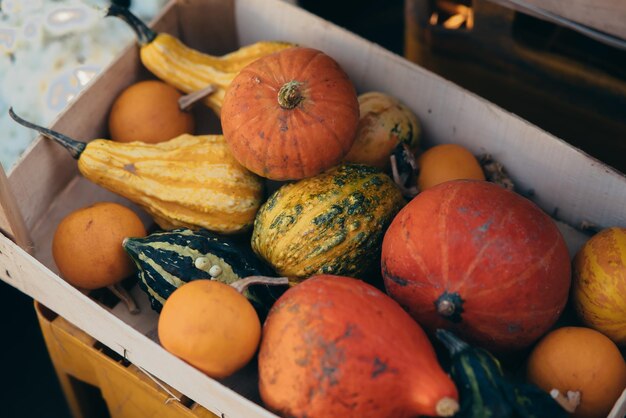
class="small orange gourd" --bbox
[527,326,626,418]
[221,47,360,180]
[52,202,146,289]
[417,144,485,191]
[158,276,288,378]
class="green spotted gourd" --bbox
[123,228,284,315]
[251,164,404,281]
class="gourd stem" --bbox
[107,283,140,315]
[278,81,304,109]
[106,5,157,45]
[178,84,216,111]
[231,276,289,294]
[8,108,85,159]
[435,329,470,356]
[435,291,464,323]
[435,397,460,417]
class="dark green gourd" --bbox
[435,329,567,418]
[123,228,282,315]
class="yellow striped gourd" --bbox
[9,109,263,234]
[107,5,292,115]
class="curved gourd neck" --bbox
[231,276,290,294]
[8,108,86,159]
[435,329,470,356]
[106,5,157,45]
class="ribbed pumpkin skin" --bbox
[252,164,404,280]
[77,134,263,233]
[572,227,626,345]
[221,47,360,180]
[259,275,459,418]
[123,228,278,313]
[381,180,571,351]
[140,34,292,115]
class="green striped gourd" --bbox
[123,228,282,314]
[435,329,568,418]
[251,164,404,281]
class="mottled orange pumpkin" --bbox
[221,47,359,180]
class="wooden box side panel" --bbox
[234,0,626,230]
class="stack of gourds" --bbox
[10,6,626,418]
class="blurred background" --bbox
[0,0,624,417]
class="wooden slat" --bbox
[513,0,626,42]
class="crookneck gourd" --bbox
[123,228,285,316]
[251,164,404,280]
[106,5,292,116]
[9,109,263,234]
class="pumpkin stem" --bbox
[278,80,304,109]
[550,389,580,413]
[231,276,290,294]
[106,5,157,45]
[107,283,140,315]
[8,108,86,159]
[435,397,460,417]
[435,291,465,323]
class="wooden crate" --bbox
[0,0,625,417]
[404,0,626,174]
[35,302,218,418]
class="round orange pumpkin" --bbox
[381,180,571,351]
[527,326,626,418]
[221,47,359,180]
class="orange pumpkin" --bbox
[527,326,626,418]
[259,275,459,418]
[221,47,359,180]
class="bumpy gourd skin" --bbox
[252,164,404,280]
[78,134,263,234]
[141,34,292,115]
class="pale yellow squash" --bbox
[572,227,626,345]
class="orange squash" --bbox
[527,326,626,418]
[52,202,146,289]
[382,180,571,351]
[258,275,459,418]
[221,47,359,180]
[417,144,485,191]
[158,277,287,378]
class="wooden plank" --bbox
[237,0,626,230]
[0,163,32,252]
[509,0,626,42]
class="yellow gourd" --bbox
[572,227,626,345]
[107,5,292,116]
[10,109,263,234]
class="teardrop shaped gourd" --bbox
[221,47,360,180]
[123,228,284,315]
[344,91,421,170]
[106,5,293,116]
[259,275,459,418]
[252,164,404,280]
[9,110,263,234]
[381,180,571,351]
